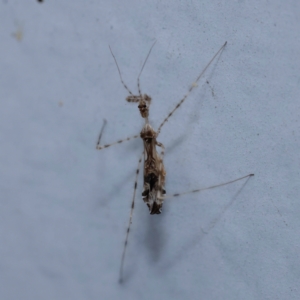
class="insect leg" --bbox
[119,151,144,283]
[164,173,254,199]
[96,119,139,150]
[157,41,227,136]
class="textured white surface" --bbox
[0,1,299,299]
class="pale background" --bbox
[0,1,299,299]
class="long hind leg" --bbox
[164,173,254,200]
[119,151,144,283]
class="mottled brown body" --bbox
[125,91,166,214]
[140,123,166,214]
[126,89,167,214]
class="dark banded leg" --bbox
[96,135,139,150]
[96,119,107,148]
[96,119,139,150]
[119,151,144,283]
[164,173,254,199]
[156,141,165,160]
[156,41,227,136]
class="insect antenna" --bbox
[119,151,144,283]
[157,41,227,136]
[109,45,133,95]
[137,40,157,96]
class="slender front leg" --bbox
[96,119,139,150]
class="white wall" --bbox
[0,1,299,299]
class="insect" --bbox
[96,41,254,282]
